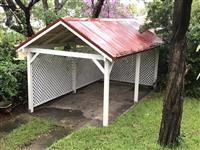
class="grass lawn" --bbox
[0,117,55,150]
[47,93,200,150]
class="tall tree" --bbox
[158,0,193,147]
[0,0,40,37]
[0,0,69,36]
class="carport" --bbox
[16,18,163,126]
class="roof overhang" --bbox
[16,18,163,62]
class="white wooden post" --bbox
[72,58,77,93]
[103,59,111,126]
[27,52,34,113]
[153,49,159,83]
[134,53,141,103]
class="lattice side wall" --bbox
[32,54,73,107]
[139,49,156,86]
[111,54,136,83]
[76,58,103,89]
[111,49,157,86]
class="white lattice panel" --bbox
[111,49,157,86]
[32,54,73,107]
[76,58,103,89]
[139,49,156,86]
[111,55,136,83]
[31,49,158,108]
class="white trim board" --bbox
[28,48,104,60]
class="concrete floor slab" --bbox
[36,81,151,125]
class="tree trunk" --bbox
[158,37,186,146]
[91,0,105,18]
[0,0,39,37]
[54,0,67,14]
[158,0,193,147]
[42,0,48,10]
[25,9,34,37]
[42,0,49,26]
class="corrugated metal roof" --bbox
[16,18,163,60]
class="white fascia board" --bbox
[17,21,63,52]
[29,48,104,60]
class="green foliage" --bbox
[142,0,200,97]
[47,94,200,150]
[0,117,55,150]
[0,61,18,100]
[0,29,27,103]
[33,0,84,25]
[0,60,27,102]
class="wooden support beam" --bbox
[72,58,77,93]
[27,52,34,113]
[92,59,104,74]
[28,48,104,60]
[43,31,68,44]
[154,49,159,84]
[30,53,40,64]
[58,34,75,43]
[103,59,111,126]
[134,53,141,103]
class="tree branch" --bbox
[28,0,40,9]
[54,0,68,13]
[15,0,26,11]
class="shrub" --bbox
[0,60,27,104]
[0,29,27,104]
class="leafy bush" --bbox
[0,29,27,104]
[0,60,27,104]
[142,0,200,98]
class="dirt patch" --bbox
[0,114,32,139]
[33,107,90,128]
[0,104,27,125]
[22,127,70,150]
[21,108,90,150]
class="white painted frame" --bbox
[26,47,145,126]
[153,49,159,84]
[26,47,113,126]
[27,48,104,60]
[27,52,34,113]
[134,53,141,103]
[21,20,159,127]
[103,59,112,126]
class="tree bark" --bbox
[0,0,40,37]
[24,9,34,37]
[158,0,193,147]
[42,0,48,10]
[54,0,68,14]
[91,0,105,18]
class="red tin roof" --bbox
[16,18,163,60]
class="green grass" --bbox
[0,117,55,150]
[47,93,200,150]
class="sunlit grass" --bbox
[47,93,200,150]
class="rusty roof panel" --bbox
[16,18,163,60]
